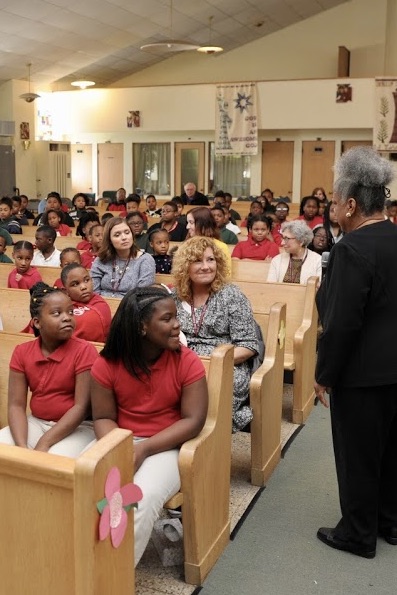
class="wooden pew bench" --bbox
[11,232,82,251]
[0,427,135,594]
[0,331,234,586]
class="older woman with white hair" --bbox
[267,219,322,284]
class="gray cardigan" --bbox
[90,252,156,298]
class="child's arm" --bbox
[8,371,29,447]
[91,377,119,439]
[34,370,91,452]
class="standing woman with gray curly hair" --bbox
[314,147,397,559]
[267,219,322,284]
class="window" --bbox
[209,143,251,197]
[133,143,170,195]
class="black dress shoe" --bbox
[317,527,376,559]
[379,527,397,545]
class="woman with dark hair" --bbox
[69,192,90,220]
[90,285,208,565]
[296,195,324,229]
[172,236,259,432]
[186,206,231,275]
[90,217,155,298]
[314,147,397,559]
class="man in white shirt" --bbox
[32,226,61,267]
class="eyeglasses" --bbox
[276,207,289,211]
[282,236,296,242]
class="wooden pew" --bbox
[0,330,234,586]
[0,427,135,594]
[11,232,82,251]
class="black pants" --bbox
[330,384,397,548]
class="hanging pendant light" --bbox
[71,80,96,90]
[19,63,40,103]
[140,0,199,53]
[197,16,223,54]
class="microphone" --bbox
[321,251,330,271]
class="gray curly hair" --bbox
[281,220,313,247]
[333,147,394,215]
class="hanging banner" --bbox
[374,78,397,151]
[215,82,258,156]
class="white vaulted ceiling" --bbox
[0,0,348,90]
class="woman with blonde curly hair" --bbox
[172,236,259,432]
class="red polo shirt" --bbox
[232,238,280,260]
[91,345,205,437]
[8,266,42,289]
[72,294,112,343]
[10,337,98,421]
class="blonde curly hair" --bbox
[172,236,228,302]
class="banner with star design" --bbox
[215,82,258,156]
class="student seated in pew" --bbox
[224,192,241,223]
[267,220,322,284]
[8,241,42,289]
[90,285,208,565]
[17,194,35,221]
[107,187,127,215]
[0,283,97,456]
[11,196,29,226]
[273,201,290,235]
[76,211,101,250]
[33,192,75,228]
[171,195,187,228]
[172,237,259,432]
[145,194,162,217]
[61,263,111,343]
[69,192,90,221]
[211,206,238,245]
[101,212,113,226]
[147,200,187,242]
[53,247,82,289]
[240,200,264,228]
[32,226,61,267]
[149,229,173,274]
[0,197,22,234]
[126,212,150,252]
[125,194,148,227]
[295,196,323,230]
[80,224,104,270]
[0,235,13,263]
[42,208,72,237]
[231,215,280,261]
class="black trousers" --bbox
[330,384,397,548]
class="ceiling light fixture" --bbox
[71,80,96,90]
[19,63,40,103]
[197,16,223,54]
[140,0,199,53]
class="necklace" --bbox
[111,257,131,294]
[190,297,210,336]
[286,249,308,284]
[353,217,384,231]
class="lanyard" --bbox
[191,298,209,336]
[111,257,131,293]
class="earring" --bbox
[346,212,352,218]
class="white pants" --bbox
[0,415,95,458]
[133,439,180,565]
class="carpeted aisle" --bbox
[199,404,397,595]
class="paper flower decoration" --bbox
[97,466,143,548]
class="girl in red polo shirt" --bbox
[61,263,111,343]
[232,215,280,260]
[42,208,72,236]
[90,285,208,565]
[8,241,43,289]
[0,283,98,457]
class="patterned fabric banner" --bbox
[215,82,258,156]
[374,78,397,151]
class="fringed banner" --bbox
[215,82,258,156]
[374,78,397,151]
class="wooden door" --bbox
[261,141,294,199]
[175,142,205,196]
[71,144,93,196]
[98,143,124,197]
[301,141,335,199]
[341,140,372,153]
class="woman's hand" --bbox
[314,381,329,408]
[234,346,256,365]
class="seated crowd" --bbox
[1,180,391,567]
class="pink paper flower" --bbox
[98,466,143,548]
